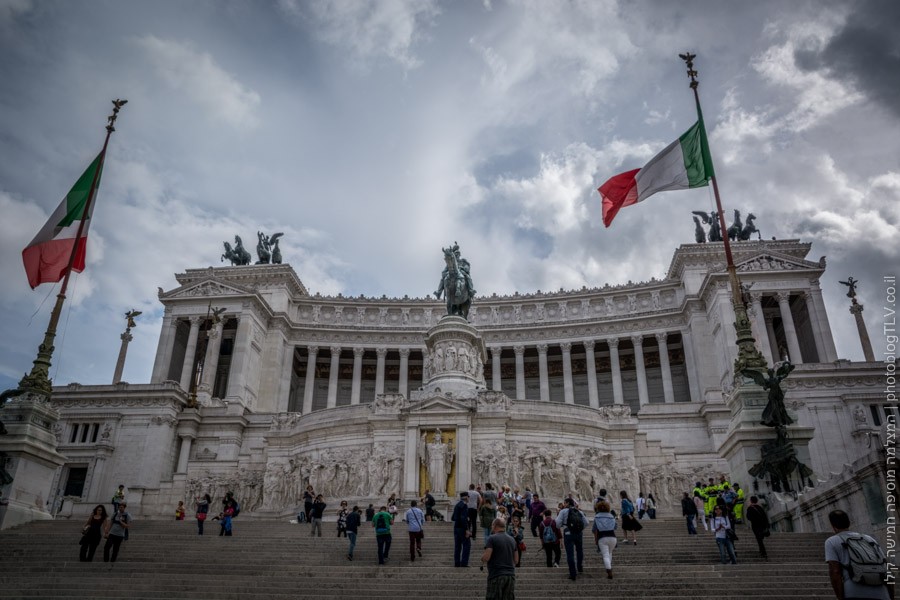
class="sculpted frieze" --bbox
[372,393,407,414]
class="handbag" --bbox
[763,527,771,538]
[726,528,738,542]
[517,541,526,552]
[197,512,207,521]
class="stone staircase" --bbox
[0,515,835,599]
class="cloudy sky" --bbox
[1,0,897,391]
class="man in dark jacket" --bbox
[529,494,547,537]
[745,496,770,559]
[451,492,472,567]
[681,491,698,535]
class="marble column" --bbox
[809,280,838,361]
[326,345,341,409]
[176,435,194,473]
[514,345,525,401]
[302,345,319,414]
[375,347,387,395]
[750,293,775,365]
[802,292,827,363]
[491,347,502,392]
[655,333,675,404]
[225,312,253,399]
[681,328,700,403]
[776,292,803,364]
[350,347,364,405]
[151,308,177,382]
[608,338,624,405]
[561,342,575,404]
[200,320,224,391]
[399,348,410,397]
[112,329,133,385]
[537,344,550,402]
[583,340,599,409]
[765,317,780,361]
[403,426,419,497]
[632,335,649,407]
[277,343,294,413]
[178,317,203,392]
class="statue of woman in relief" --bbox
[419,429,454,495]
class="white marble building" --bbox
[43,240,889,531]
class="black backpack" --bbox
[566,508,584,533]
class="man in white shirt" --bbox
[555,497,590,581]
[406,500,426,562]
[467,483,482,538]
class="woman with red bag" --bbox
[195,493,211,535]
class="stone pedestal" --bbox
[421,316,487,395]
[0,392,67,530]
[718,382,815,490]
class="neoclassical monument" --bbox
[38,240,888,530]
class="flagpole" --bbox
[679,54,766,375]
[16,100,128,397]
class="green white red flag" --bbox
[598,119,714,227]
[22,152,104,288]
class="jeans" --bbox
[483,527,492,546]
[103,535,124,562]
[468,508,479,537]
[530,515,542,537]
[598,536,617,570]
[79,539,100,562]
[376,534,392,564]
[347,531,357,557]
[453,528,471,566]
[310,518,322,537]
[716,537,737,564]
[563,531,584,579]
[686,515,697,535]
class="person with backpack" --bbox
[824,509,889,600]
[103,502,132,562]
[593,500,618,579]
[555,497,589,581]
[619,490,642,545]
[538,509,562,568]
[372,505,393,565]
[345,505,361,561]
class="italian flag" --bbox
[598,119,714,227]
[22,152,104,289]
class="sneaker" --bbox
[417,548,422,557]
[347,554,353,561]
[553,563,559,568]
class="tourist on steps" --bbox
[712,505,737,564]
[506,515,525,567]
[538,509,562,568]
[745,496,769,559]
[556,497,589,581]
[405,499,425,561]
[373,505,393,565]
[682,492,698,536]
[79,504,107,562]
[824,509,890,600]
[345,505,361,561]
[103,502,132,563]
[593,500,618,579]
[479,498,497,546]
[195,493,210,535]
[619,490,642,545]
[451,492,472,567]
[310,494,327,537]
[693,490,708,532]
[481,518,518,600]
[337,500,349,537]
[528,494,547,538]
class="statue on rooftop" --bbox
[255,232,283,265]
[221,235,252,266]
[434,242,476,319]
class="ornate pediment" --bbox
[405,394,474,415]
[735,252,820,274]
[165,279,250,299]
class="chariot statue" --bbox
[221,235,252,266]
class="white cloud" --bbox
[281,0,440,70]
[135,35,261,130]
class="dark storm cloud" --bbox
[795,0,900,119]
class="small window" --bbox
[870,405,882,427]
[90,423,99,443]
[80,425,89,443]
[63,466,88,497]
[69,424,79,444]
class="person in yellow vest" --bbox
[703,478,718,517]
[733,483,745,523]
[718,474,730,490]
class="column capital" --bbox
[749,292,764,304]
[399,348,411,358]
[375,347,388,358]
[330,345,342,356]
[189,316,204,326]
[607,337,619,349]
[630,335,643,347]
[560,342,572,353]
[353,346,365,358]
[308,345,319,356]
[536,343,548,354]
[775,291,792,303]
[654,332,668,345]
[582,339,595,351]
[513,344,525,356]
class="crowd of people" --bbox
[79,480,891,600]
